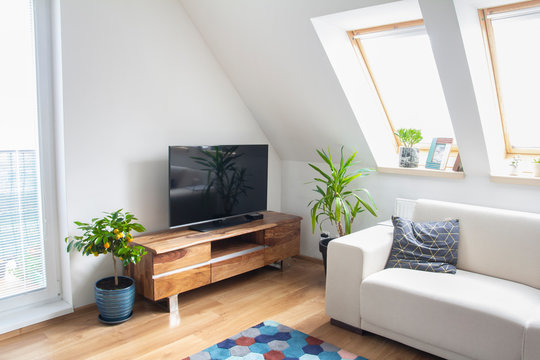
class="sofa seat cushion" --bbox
[360,268,540,360]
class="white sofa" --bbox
[326,199,540,360]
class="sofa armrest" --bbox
[524,308,540,360]
[325,225,393,328]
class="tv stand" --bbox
[126,211,301,312]
[189,215,252,232]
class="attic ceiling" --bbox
[179,0,396,164]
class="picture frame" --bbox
[452,153,463,172]
[426,138,453,170]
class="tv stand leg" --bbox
[169,294,179,313]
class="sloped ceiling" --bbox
[180,0,395,164]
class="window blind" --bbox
[0,150,46,299]
[355,25,455,146]
[0,0,47,300]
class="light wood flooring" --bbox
[0,258,440,360]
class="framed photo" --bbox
[426,138,453,170]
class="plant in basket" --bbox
[65,209,147,323]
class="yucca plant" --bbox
[308,147,377,237]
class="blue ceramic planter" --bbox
[95,275,135,324]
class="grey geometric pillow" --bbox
[385,216,459,274]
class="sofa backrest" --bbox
[412,199,540,289]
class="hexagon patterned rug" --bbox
[183,320,367,360]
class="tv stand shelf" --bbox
[126,211,301,311]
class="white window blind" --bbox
[0,0,46,300]
[488,10,540,150]
[357,25,455,147]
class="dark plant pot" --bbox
[319,237,336,275]
[95,275,135,324]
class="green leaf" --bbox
[308,163,332,182]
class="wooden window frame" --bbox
[478,0,540,156]
[348,20,458,154]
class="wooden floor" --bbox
[0,258,440,360]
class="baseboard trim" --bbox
[0,300,73,339]
[293,255,323,265]
[330,318,365,335]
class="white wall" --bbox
[180,0,393,163]
[59,0,281,307]
[284,160,540,259]
[181,0,540,259]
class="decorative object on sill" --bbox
[184,320,368,360]
[394,128,423,168]
[308,147,377,274]
[65,209,147,324]
[533,158,540,177]
[452,153,463,172]
[426,137,453,170]
[510,155,521,176]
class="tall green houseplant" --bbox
[308,147,377,237]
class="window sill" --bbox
[0,299,73,337]
[490,173,540,186]
[377,166,465,179]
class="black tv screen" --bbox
[169,144,268,229]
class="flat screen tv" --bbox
[169,144,268,231]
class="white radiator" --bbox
[394,198,416,220]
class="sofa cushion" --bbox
[361,268,540,360]
[413,199,540,289]
[385,217,459,273]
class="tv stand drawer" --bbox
[153,265,211,300]
[153,243,210,275]
[211,249,265,282]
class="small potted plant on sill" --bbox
[308,146,377,274]
[510,155,521,176]
[65,209,147,324]
[395,128,423,168]
[533,158,540,177]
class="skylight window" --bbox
[479,1,540,155]
[349,20,456,150]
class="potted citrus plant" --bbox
[533,158,540,177]
[65,209,147,323]
[395,128,423,168]
[308,147,377,273]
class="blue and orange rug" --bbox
[184,320,367,360]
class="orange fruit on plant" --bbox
[116,232,123,239]
[113,229,119,234]
[104,242,110,249]
[93,252,98,257]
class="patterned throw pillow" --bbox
[385,216,459,274]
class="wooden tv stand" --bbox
[126,211,301,311]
